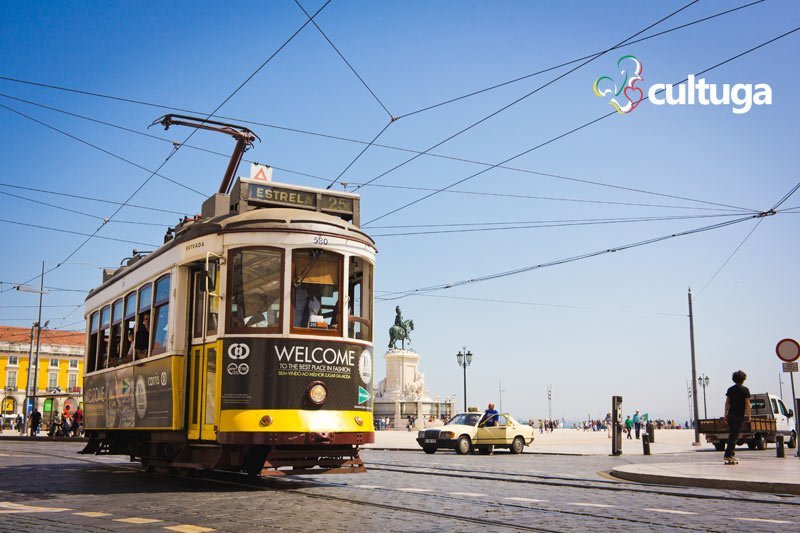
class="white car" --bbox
[416,411,534,454]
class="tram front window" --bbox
[292,249,341,332]
[348,257,373,341]
[229,248,282,331]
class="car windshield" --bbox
[447,413,481,426]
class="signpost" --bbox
[776,338,800,458]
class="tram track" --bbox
[0,443,716,531]
[365,461,800,506]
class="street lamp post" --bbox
[17,261,47,434]
[698,374,710,419]
[456,347,472,412]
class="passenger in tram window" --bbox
[302,285,323,327]
[293,284,310,327]
[134,312,150,357]
[244,293,272,327]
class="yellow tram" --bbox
[81,117,375,475]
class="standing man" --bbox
[483,403,499,426]
[29,408,42,436]
[633,409,642,439]
[724,370,751,465]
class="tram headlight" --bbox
[307,381,328,405]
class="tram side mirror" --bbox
[204,261,218,293]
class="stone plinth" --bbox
[376,349,427,402]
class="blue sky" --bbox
[1,1,799,421]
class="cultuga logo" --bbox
[593,55,772,115]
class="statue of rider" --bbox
[394,306,403,328]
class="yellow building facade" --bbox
[0,326,85,428]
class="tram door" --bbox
[187,267,221,441]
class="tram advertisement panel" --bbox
[84,357,175,429]
[221,338,373,412]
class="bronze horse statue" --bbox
[389,319,414,349]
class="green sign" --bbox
[358,386,371,405]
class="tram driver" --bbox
[133,312,150,357]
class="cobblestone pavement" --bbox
[0,441,797,532]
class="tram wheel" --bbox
[455,436,471,455]
[510,437,525,455]
[422,446,437,454]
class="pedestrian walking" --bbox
[624,415,633,439]
[633,410,642,439]
[723,370,751,465]
[29,408,42,436]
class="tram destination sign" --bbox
[246,182,355,218]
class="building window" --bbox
[50,358,59,368]
[68,373,77,390]
[8,356,18,366]
[5,370,16,389]
[48,372,58,390]
[69,359,78,369]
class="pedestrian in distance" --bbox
[624,415,633,439]
[633,409,642,439]
[723,370,751,465]
[29,408,42,436]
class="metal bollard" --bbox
[642,434,651,455]
[647,422,655,443]
[777,435,785,458]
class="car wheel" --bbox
[788,433,797,449]
[755,434,767,450]
[423,446,437,454]
[510,436,525,454]
[713,442,725,452]
[477,445,494,455]
[455,435,471,455]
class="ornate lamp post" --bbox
[456,347,472,412]
[698,374,710,419]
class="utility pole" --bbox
[547,384,552,421]
[31,262,46,427]
[688,288,701,446]
[779,373,785,403]
[499,381,505,413]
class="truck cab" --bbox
[751,393,795,445]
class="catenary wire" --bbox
[376,213,767,301]
[396,0,764,119]
[0,281,88,293]
[351,0,700,193]
[698,180,800,294]
[0,190,170,227]
[369,212,748,237]
[374,292,687,317]
[0,182,190,216]
[0,90,751,213]
[294,0,393,119]
[0,218,160,247]
[363,25,800,226]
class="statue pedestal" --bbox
[380,349,425,401]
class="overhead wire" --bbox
[363,25,800,226]
[0,90,751,213]
[395,0,765,119]
[351,0,700,195]
[377,212,769,301]
[0,218,160,247]
[698,180,800,294]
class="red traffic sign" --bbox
[776,338,800,363]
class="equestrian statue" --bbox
[389,305,414,349]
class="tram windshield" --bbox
[292,249,341,333]
[229,248,282,331]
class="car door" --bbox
[478,414,510,445]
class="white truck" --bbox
[699,393,796,450]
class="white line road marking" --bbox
[643,508,697,515]
[734,517,793,524]
[397,488,434,493]
[0,502,71,514]
[113,517,163,524]
[356,485,382,489]
[164,526,216,532]
[569,503,614,508]
[553,473,578,478]
[505,497,548,503]
[447,492,487,497]
[73,511,113,517]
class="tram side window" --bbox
[151,275,170,355]
[109,299,123,367]
[121,291,136,362]
[99,306,111,369]
[134,283,152,359]
[292,249,341,333]
[348,257,373,341]
[88,312,99,371]
[229,249,282,331]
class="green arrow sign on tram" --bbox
[122,379,130,394]
[358,386,371,405]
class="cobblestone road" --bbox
[0,441,797,532]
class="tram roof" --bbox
[87,207,375,300]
